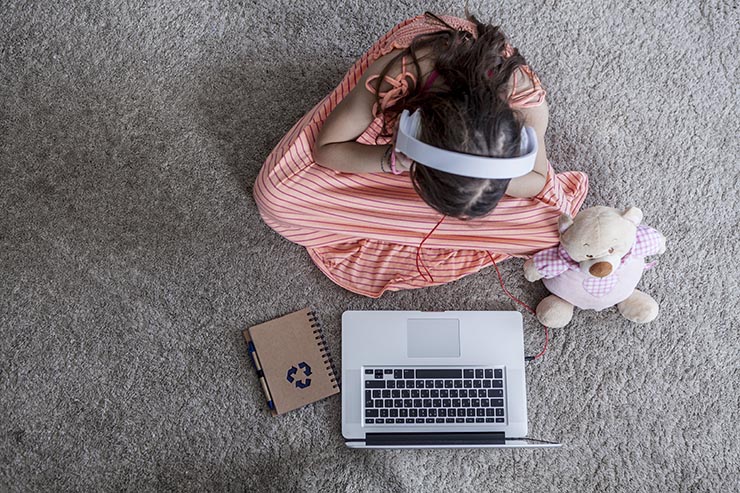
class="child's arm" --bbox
[505,71,550,198]
[314,50,407,173]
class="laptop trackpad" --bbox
[407,319,461,358]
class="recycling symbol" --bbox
[286,362,312,389]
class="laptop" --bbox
[341,311,560,449]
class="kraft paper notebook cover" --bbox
[243,308,340,415]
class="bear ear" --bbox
[558,214,574,234]
[621,206,643,226]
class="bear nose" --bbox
[589,262,613,277]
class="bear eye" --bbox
[586,255,593,259]
[608,248,615,254]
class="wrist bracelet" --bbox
[390,148,402,175]
[380,146,392,173]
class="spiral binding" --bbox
[308,309,340,389]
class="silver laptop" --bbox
[341,311,560,449]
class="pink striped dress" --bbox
[254,14,589,298]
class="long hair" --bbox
[371,11,529,219]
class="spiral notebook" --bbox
[243,308,340,415]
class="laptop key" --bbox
[439,409,447,417]
[472,399,480,407]
[376,419,385,424]
[387,381,395,389]
[396,380,405,389]
[390,409,398,417]
[452,399,461,407]
[473,380,482,388]
[423,399,432,407]
[384,369,393,374]
[402,390,410,398]
[466,409,475,417]
[375,370,384,379]
[404,399,412,408]
[444,380,453,388]
[476,418,484,423]
[464,380,472,388]
[462,399,470,407]
[380,409,389,417]
[483,380,491,388]
[436,418,445,423]
[484,369,493,378]
[460,390,468,398]
[411,390,420,398]
[454,380,463,388]
[442,399,451,407]
[433,399,441,407]
[404,370,414,379]
[486,409,495,416]
[466,418,475,423]
[463,369,474,378]
[406,418,414,423]
[394,399,403,408]
[430,390,439,398]
[450,390,458,398]
[481,399,490,407]
[488,389,503,397]
[426,418,435,423]
[429,409,437,417]
[413,399,422,407]
[475,369,484,378]
[406,380,415,388]
[448,409,456,417]
[469,390,477,397]
[425,380,434,388]
[409,409,418,417]
[492,380,503,388]
[446,418,455,423]
[394,370,402,379]
[391,390,400,398]
[366,381,385,388]
[365,400,373,408]
[419,409,427,417]
[416,418,424,423]
[400,409,408,417]
[495,369,503,379]
[496,409,505,416]
[373,390,381,398]
[365,409,378,417]
[476,409,485,416]
[492,399,504,407]
[421,390,430,398]
[384,399,393,407]
[485,418,495,423]
[366,419,375,424]
[496,418,505,423]
[365,369,374,374]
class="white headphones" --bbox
[395,109,538,179]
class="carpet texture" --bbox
[1,0,738,491]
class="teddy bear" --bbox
[523,206,666,328]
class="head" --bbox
[372,12,530,219]
[410,93,523,219]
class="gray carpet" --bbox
[1,0,738,491]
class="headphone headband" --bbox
[395,109,538,179]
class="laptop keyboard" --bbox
[363,367,506,426]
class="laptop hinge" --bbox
[366,432,505,447]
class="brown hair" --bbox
[372,11,529,219]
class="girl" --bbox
[254,12,588,298]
